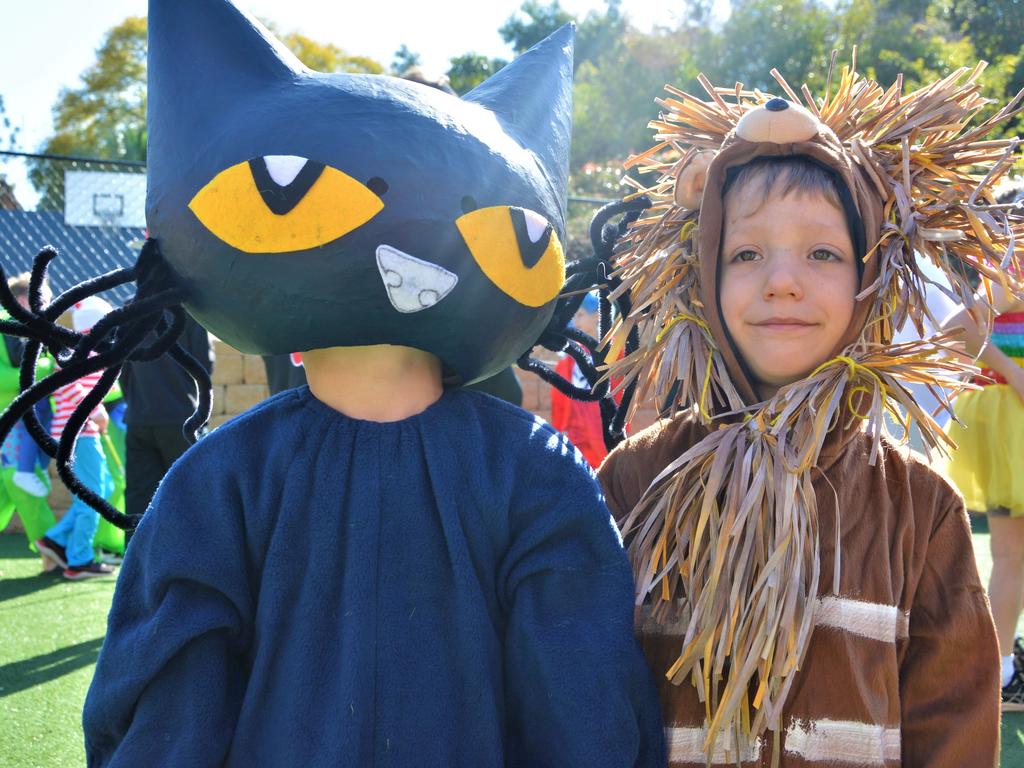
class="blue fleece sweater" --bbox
[84,387,665,767]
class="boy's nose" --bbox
[762,262,803,300]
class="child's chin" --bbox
[753,366,816,393]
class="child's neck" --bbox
[302,345,443,422]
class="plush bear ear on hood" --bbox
[672,150,716,209]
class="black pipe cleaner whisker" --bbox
[18,338,59,458]
[168,342,214,444]
[517,195,652,450]
[0,238,212,528]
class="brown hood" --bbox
[694,100,885,407]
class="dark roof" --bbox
[0,209,143,304]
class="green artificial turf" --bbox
[0,527,1022,765]
[0,535,115,768]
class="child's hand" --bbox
[91,406,109,433]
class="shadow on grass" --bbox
[0,637,104,698]
[0,570,64,605]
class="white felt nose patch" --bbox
[376,245,458,313]
[735,99,821,144]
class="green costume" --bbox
[0,309,56,551]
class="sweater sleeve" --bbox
[83,445,253,767]
[500,432,666,767]
[899,495,999,767]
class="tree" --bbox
[276,28,383,74]
[41,16,148,164]
[946,0,1024,60]
[703,0,836,94]
[499,0,574,55]
[499,0,629,70]
[0,94,20,204]
[446,54,508,95]
[391,44,421,75]
[572,26,698,167]
[0,94,20,152]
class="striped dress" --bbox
[978,310,1024,384]
[52,369,105,439]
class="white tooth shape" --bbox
[263,155,308,187]
[376,245,458,313]
[522,208,550,243]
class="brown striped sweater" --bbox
[598,412,1000,768]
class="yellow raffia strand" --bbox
[809,354,886,393]
[656,311,710,343]
[654,531,671,601]
[606,327,628,362]
[846,384,876,419]
[679,219,697,243]
[698,353,714,421]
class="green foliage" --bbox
[561,0,1024,170]
[0,94,20,152]
[446,54,508,96]
[41,16,148,163]
[391,44,421,75]
[500,0,575,55]
[277,29,383,74]
[704,0,838,93]
[945,0,1024,60]
[573,27,698,167]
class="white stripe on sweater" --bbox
[666,726,762,764]
[785,719,900,765]
[639,597,910,643]
[814,596,910,643]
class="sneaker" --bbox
[1014,636,1024,674]
[13,471,48,497]
[63,561,115,580]
[35,537,68,570]
[98,550,124,566]
[1002,670,1024,712]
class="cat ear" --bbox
[147,0,305,189]
[463,24,575,202]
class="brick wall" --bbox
[210,339,270,427]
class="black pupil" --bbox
[461,196,478,214]
[367,177,389,196]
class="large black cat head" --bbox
[147,0,574,384]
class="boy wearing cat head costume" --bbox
[599,66,1022,765]
[7,0,669,764]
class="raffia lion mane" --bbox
[603,58,1024,751]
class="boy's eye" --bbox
[810,248,840,262]
[733,250,760,263]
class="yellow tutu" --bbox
[946,384,1024,516]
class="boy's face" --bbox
[719,185,858,397]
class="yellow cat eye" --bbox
[455,206,564,307]
[188,157,383,254]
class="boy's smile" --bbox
[719,186,858,398]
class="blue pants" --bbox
[45,435,113,567]
[15,401,52,473]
